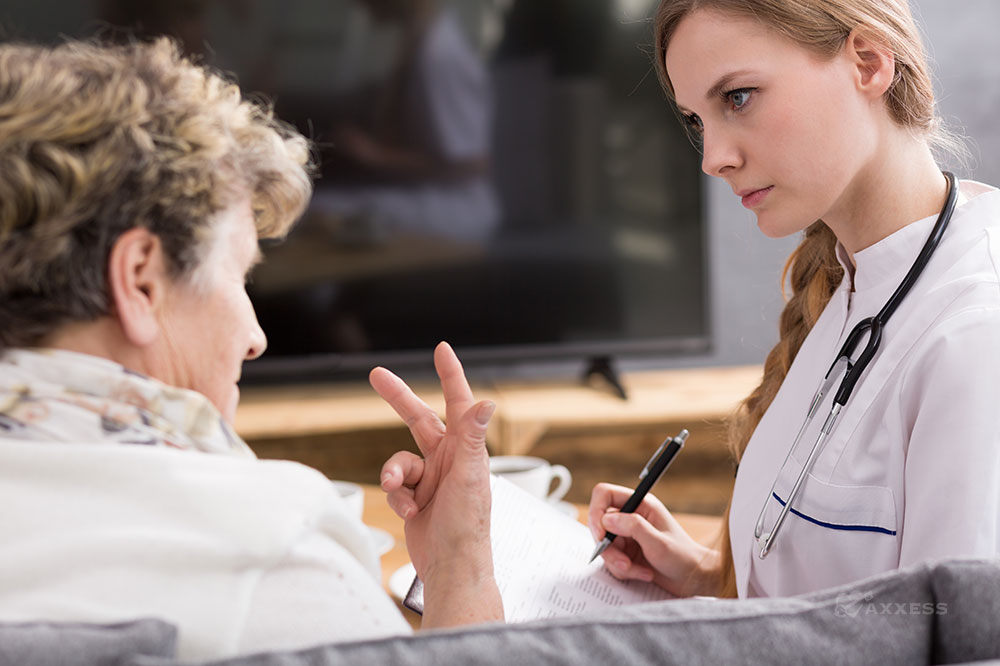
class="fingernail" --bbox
[603,513,621,529]
[380,472,392,487]
[475,401,496,426]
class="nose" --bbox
[700,124,742,177]
[245,313,268,361]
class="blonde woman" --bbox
[0,39,499,658]
[587,0,1000,599]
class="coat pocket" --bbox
[771,469,898,536]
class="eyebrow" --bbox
[676,69,756,114]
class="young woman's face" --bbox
[665,9,879,238]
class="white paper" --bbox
[488,475,674,621]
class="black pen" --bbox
[588,429,688,564]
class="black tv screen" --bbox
[3,0,708,380]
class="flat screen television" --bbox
[2,0,708,382]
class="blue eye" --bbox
[726,88,754,110]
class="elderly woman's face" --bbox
[157,199,266,422]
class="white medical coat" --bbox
[729,180,1000,597]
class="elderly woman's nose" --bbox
[246,318,267,361]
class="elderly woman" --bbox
[0,38,501,659]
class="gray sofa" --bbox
[4,558,999,666]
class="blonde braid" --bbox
[714,222,842,596]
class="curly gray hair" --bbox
[0,38,314,352]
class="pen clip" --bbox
[639,429,689,480]
[639,440,669,481]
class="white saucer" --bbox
[368,527,394,557]
[388,562,416,601]
[553,500,579,520]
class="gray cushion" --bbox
[930,559,1000,664]
[129,562,936,666]
[0,618,176,666]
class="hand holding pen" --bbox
[586,430,719,596]
[589,430,687,562]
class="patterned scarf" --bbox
[0,348,254,458]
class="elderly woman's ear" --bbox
[107,227,173,348]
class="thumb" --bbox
[455,400,495,454]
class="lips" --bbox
[739,186,773,209]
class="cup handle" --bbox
[547,464,572,503]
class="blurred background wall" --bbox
[2,0,996,372]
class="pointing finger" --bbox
[370,366,446,455]
[588,482,673,536]
[588,483,634,540]
[601,511,668,564]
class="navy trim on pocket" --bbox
[773,492,897,536]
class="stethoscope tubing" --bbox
[753,171,959,559]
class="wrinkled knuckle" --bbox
[461,426,487,449]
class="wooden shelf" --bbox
[488,365,761,455]
[236,365,762,457]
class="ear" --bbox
[107,227,171,348]
[845,29,896,99]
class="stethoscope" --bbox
[753,171,959,559]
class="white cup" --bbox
[331,480,365,519]
[489,455,572,503]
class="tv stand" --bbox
[236,365,763,457]
[581,356,627,400]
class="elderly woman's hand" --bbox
[370,342,503,627]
